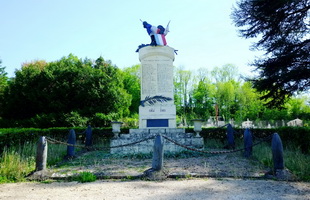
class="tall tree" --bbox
[0,60,8,117]
[211,64,239,83]
[1,55,131,126]
[191,78,216,119]
[232,0,310,108]
[174,67,193,125]
[211,64,240,121]
[122,64,141,115]
[234,82,263,121]
[0,60,8,94]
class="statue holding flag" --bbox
[136,20,170,52]
[142,21,170,46]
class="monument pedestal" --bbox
[138,46,176,129]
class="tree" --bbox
[232,0,310,108]
[211,64,239,83]
[191,77,216,119]
[214,81,236,121]
[234,82,263,121]
[285,96,310,119]
[174,67,193,125]
[211,65,240,121]
[1,54,131,127]
[0,60,8,94]
[0,60,8,118]
[122,65,141,115]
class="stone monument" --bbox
[138,46,176,128]
[110,21,203,154]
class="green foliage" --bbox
[0,148,35,183]
[0,55,309,128]
[276,127,310,154]
[64,111,89,127]
[232,0,310,108]
[47,143,67,166]
[253,143,310,181]
[189,127,310,154]
[283,146,310,181]
[0,60,8,118]
[0,127,116,153]
[191,70,216,120]
[0,54,131,127]
[122,65,141,114]
[121,114,139,128]
[91,112,120,127]
[73,171,97,183]
[174,67,193,125]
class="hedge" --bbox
[186,127,310,154]
[0,127,116,153]
[1,126,309,154]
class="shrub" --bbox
[73,171,97,183]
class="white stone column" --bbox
[139,46,176,129]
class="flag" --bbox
[154,34,167,46]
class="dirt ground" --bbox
[1,152,309,199]
[48,152,284,179]
[1,178,309,200]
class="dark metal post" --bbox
[85,125,92,147]
[244,128,253,157]
[226,123,235,149]
[272,133,284,172]
[67,129,76,158]
[36,136,47,171]
[152,134,164,171]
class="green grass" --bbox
[72,171,97,183]
[1,137,309,183]
[0,141,68,183]
[0,146,35,183]
[283,146,310,181]
[0,142,37,183]
[253,142,310,181]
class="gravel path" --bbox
[1,179,309,200]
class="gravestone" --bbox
[139,46,176,128]
[242,119,253,128]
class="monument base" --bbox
[139,105,176,129]
[110,128,204,154]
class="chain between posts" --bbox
[161,134,273,155]
[45,129,273,155]
[45,135,156,151]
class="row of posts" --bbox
[36,123,122,171]
[36,124,285,177]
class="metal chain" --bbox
[161,134,272,154]
[45,129,273,155]
[45,135,156,150]
[45,137,85,148]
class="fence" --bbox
[35,124,286,180]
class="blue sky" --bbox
[0,0,262,77]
